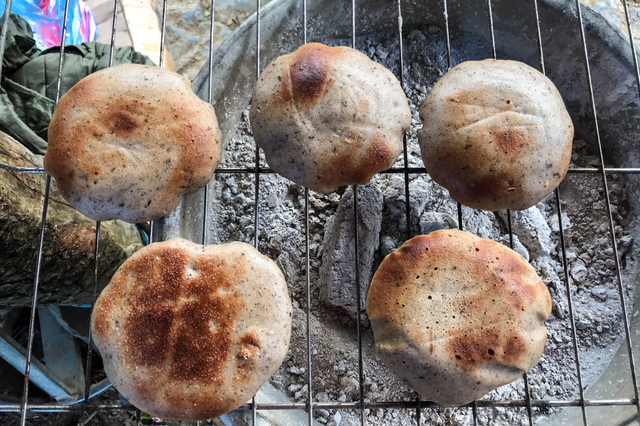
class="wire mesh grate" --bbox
[0,0,639,425]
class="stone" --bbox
[548,211,572,233]
[288,384,303,392]
[375,45,389,59]
[605,259,616,270]
[570,260,588,283]
[379,235,396,258]
[277,251,299,285]
[315,392,329,402]
[618,235,634,254]
[579,253,591,263]
[419,211,458,235]
[498,206,556,260]
[427,24,440,34]
[552,301,566,320]
[317,409,330,418]
[576,320,591,330]
[408,29,426,42]
[340,376,360,396]
[294,385,308,400]
[573,139,587,150]
[0,132,142,306]
[319,183,383,317]
[591,286,608,301]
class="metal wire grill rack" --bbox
[1,0,640,425]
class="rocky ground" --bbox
[148,0,273,80]
[148,0,640,84]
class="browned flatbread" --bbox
[250,42,411,194]
[366,229,551,406]
[91,238,292,421]
[418,59,573,211]
[44,64,222,223]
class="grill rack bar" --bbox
[440,1,479,424]
[202,0,216,247]
[532,1,589,424]
[302,3,314,426]
[5,163,640,176]
[574,0,640,419]
[483,0,535,423]
[194,5,216,424]
[16,0,74,422]
[1,397,638,413]
[147,0,170,246]
[350,3,367,424]
[2,0,640,425]
[395,2,423,423]
[397,0,412,242]
[252,1,261,424]
[81,5,121,419]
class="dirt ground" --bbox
[148,0,272,80]
[153,0,640,82]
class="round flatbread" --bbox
[91,238,292,420]
[250,42,411,194]
[44,64,222,223]
[366,229,552,406]
[418,59,573,211]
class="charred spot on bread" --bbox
[289,44,337,105]
[250,42,410,194]
[90,239,292,421]
[43,64,222,223]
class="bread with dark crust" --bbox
[250,42,411,194]
[44,64,222,223]
[366,229,551,406]
[91,238,292,421]
[418,59,573,211]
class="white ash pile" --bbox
[203,25,638,426]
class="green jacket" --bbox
[1,13,154,155]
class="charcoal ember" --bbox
[319,183,383,318]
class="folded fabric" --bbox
[0,13,154,154]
